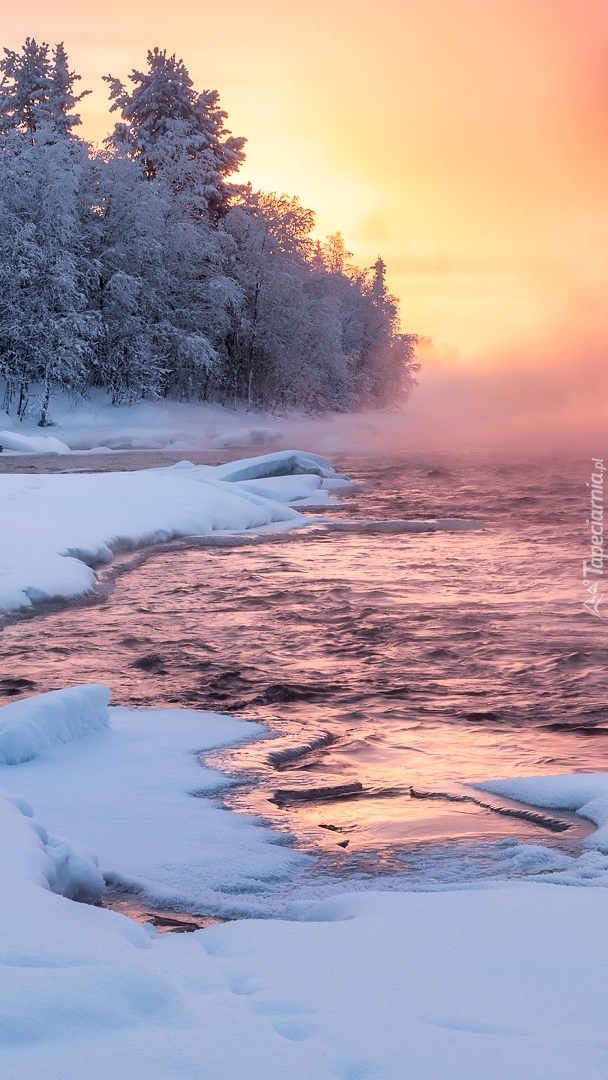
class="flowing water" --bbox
[1,451,606,884]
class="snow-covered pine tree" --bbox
[93,48,246,401]
[48,42,90,137]
[0,38,52,136]
[104,48,245,221]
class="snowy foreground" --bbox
[1,686,608,1079]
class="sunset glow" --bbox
[3,0,608,433]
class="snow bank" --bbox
[0,450,342,614]
[213,448,336,481]
[237,472,333,507]
[1,689,608,1077]
[0,787,105,902]
[0,393,412,455]
[0,690,308,914]
[0,429,71,454]
[0,685,110,765]
[477,773,608,852]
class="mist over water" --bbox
[1,451,605,883]
[188,337,608,460]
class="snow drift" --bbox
[0,684,110,765]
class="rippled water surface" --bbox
[2,451,606,876]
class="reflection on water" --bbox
[1,452,606,872]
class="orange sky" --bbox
[3,0,608,434]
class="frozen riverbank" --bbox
[1,686,608,1079]
[0,449,346,615]
[0,394,413,460]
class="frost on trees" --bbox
[0,41,95,423]
[0,38,89,137]
[104,48,246,221]
[0,40,420,422]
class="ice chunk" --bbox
[213,449,336,482]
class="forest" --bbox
[0,41,419,424]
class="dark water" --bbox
[1,452,606,873]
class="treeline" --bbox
[0,41,419,424]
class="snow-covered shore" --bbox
[0,446,480,617]
[1,686,608,1079]
[0,394,403,457]
[0,449,344,615]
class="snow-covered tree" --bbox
[0,135,98,422]
[0,39,88,138]
[48,42,90,137]
[221,198,349,410]
[0,38,52,135]
[220,195,419,411]
[0,38,419,420]
[104,49,245,220]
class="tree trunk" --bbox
[38,376,51,427]
[17,382,29,419]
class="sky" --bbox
[2,0,607,445]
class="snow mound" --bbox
[0,786,105,902]
[0,430,71,454]
[212,426,284,449]
[0,685,110,765]
[236,473,332,506]
[214,449,335,481]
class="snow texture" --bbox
[0,684,110,764]
[0,689,308,914]
[1,687,608,1078]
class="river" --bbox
[1,449,605,886]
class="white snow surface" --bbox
[1,688,608,1078]
[0,429,72,454]
[0,396,356,455]
[0,684,110,764]
[0,450,339,614]
[0,689,308,914]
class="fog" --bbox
[255,333,606,461]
